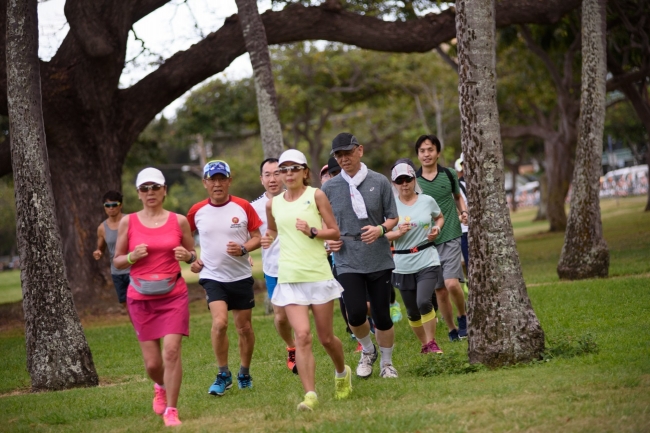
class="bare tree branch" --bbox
[435,46,458,73]
[519,25,565,91]
[64,0,116,57]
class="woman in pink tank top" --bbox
[113,168,195,427]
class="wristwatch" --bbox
[185,251,197,264]
[240,246,248,256]
[309,227,318,239]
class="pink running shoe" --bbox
[153,383,167,415]
[421,343,431,354]
[427,339,444,354]
[163,407,182,427]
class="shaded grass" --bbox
[1,275,649,432]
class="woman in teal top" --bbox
[385,160,445,355]
[261,149,352,411]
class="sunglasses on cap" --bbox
[394,176,414,185]
[278,165,305,174]
[103,202,121,208]
[137,184,164,193]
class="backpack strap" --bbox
[438,164,458,195]
[458,177,467,197]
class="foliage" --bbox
[0,176,16,257]
[542,334,599,360]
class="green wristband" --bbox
[127,252,135,265]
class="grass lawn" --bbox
[0,196,649,432]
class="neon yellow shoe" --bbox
[297,391,318,411]
[335,365,352,400]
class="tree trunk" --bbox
[544,137,573,231]
[557,0,609,279]
[235,0,284,159]
[456,0,544,367]
[6,0,98,390]
[534,172,548,221]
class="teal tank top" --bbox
[272,187,334,284]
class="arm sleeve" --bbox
[450,168,461,195]
[187,200,206,233]
[244,202,263,232]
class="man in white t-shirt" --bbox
[455,156,469,272]
[251,157,298,375]
[188,160,262,396]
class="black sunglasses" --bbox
[103,202,121,208]
[278,165,305,174]
[394,176,414,185]
[137,184,164,193]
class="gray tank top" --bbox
[104,221,129,275]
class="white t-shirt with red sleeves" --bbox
[188,196,263,283]
[251,193,280,278]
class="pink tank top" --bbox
[127,212,187,300]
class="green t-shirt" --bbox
[416,166,462,245]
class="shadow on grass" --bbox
[410,334,599,377]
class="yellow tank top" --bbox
[272,186,334,283]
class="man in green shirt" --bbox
[415,135,469,341]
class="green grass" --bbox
[0,196,649,432]
[0,269,21,304]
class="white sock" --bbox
[379,345,394,367]
[356,333,374,353]
[155,383,165,390]
[305,391,317,398]
[335,368,347,378]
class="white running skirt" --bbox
[272,279,344,307]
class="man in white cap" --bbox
[187,160,262,396]
[321,132,400,379]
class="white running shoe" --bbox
[379,363,398,378]
[356,345,378,378]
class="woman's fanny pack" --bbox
[392,241,436,255]
[130,273,181,296]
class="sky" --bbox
[38,0,275,117]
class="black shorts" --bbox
[111,274,130,303]
[199,277,255,311]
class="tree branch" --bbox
[606,65,650,92]
[435,46,458,73]
[64,0,116,57]
[519,25,565,91]
[118,0,580,144]
[133,0,172,23]
[501,124,558,142]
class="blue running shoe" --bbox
[457,315,468,339]
[448,328,460,342]
[237,373,253,389]
[208,372,232,396]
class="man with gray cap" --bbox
[187,160,262,396]
[321,133,400,379]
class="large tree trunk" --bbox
[456,0,544,367]
[7,0,98,390]
[544,137,574,231]
[557,0,609,279]
[235,0,284,159]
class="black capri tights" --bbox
[399,279,436,323]
[337,269,394,331]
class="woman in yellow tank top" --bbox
[261,149,352,411]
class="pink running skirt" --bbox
[127,289,190,341]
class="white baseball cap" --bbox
[135,167,166,187]
[390,163,422,197]
[279,149,308,166]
